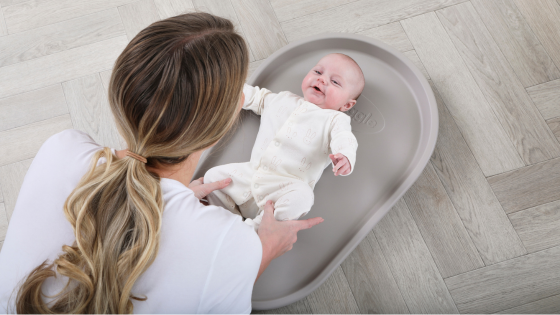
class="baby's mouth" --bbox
[312,86,323,94]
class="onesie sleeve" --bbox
[329,113,358,176]
[242,83,279,116]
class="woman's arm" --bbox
[254,200,324,284]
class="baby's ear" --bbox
[340,100,357,112]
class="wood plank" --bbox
[253,297,312,314]
[403,162,483,278]
[0,35,128,99]
[340,231,409,313]
[0,0,32,6]
[0,4,7,36]
[0,203,7,242]
[401,12,524,176]
[0,85,68,132]
[402,50,430,80]
[62,74,123,149]
[231,0,288,60]
[99,69,112,88]
[527,79,560,120]
[247,59,264,81]
[497,294,560,314]
[372,198,458,313]
[0,8,124,67]
[444,245,560,313]
[509,200,560,253]
[192,0,255,62]
[546,117,560,140]
[280,0,467,42]
[305,265,360,314]
[427,79,526,264]
[99,70,127,150]
[356,21,414,53]
[471,0,560,88]
[488,157,560,213]
[0,158,32,221]
[269,0,358,22]
[2,0,139,34]
[153,0,195,19]
[118,0,161,41]
[515,0,560,71]
[437,2,560,165]
[0,115,73,167]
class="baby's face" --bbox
[301,54,361,111]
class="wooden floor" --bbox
[1,0,560,313]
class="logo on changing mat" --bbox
[344,94,385,134]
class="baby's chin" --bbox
[303,91,324,107]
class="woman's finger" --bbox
[294,217,324,231]
[192,178,232,200]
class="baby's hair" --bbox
[331,53,365,100]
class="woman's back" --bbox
[0,129,261,313]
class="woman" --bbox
[0,12,322,313]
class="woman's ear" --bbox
[339,99,357,112]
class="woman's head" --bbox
[111,12,249,166]
[16,12,248,314]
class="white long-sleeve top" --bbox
[0,130,261,314]
[243,84,357,188]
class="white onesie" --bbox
[204,84,358,232]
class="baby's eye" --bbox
[314,70,321,74]
[333,80,339,85]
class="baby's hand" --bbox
[329,153,351,176]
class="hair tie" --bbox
[125,150,147,164]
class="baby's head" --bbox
[301,53,365,111]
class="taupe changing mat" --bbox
[192,32,438,310]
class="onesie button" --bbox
[254,183,259,189]
[274,141,280,147]
[263,166,268,171]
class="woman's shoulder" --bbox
[42,129,105,152]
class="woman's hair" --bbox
[15,12,248,313]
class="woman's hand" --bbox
[255,200,324,283]
[188,177,232,205]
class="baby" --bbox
[204,53,364,232]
